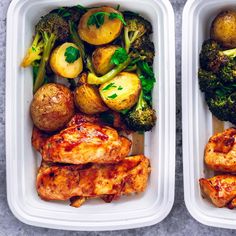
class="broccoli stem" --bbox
[222,48,236,57]
[33,33,56,93]
[86,56,95,74]
[21,32,44,67]
[124,27,139,53]
[69,21,85,60]
[87,56,132,85]
[136,90,146,110]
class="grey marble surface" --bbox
[0,0,235,235]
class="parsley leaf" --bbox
[87,11,126,28]
[64,46,80,63]
[109,13,126,25]
[118,86,123,90]
[108,93,118,99]
[102,82,116,91]
[111,47,128,66]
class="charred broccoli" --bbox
[123,12,152,53]
[218,60,236,84]
[21,13,69,93]
[205,93,229,121]
[200,39,236,73]
[125,91,156,132]
[198,68,220,92]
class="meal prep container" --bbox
[182,0,236,229]
[6,0,176,231]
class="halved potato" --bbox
[74,84,108,115]
[50,42,83,78]
[78,7,123,45]
[92,45,119,75]
[99,72,141,111]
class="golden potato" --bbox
[92,45,119,75]
[211,10,236,48]
[78,7,123,45]
[30,83,75,132]
[99,72,141,111]
[74,84,108,115]
[50,42,83,78]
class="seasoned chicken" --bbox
[32,126,51,152]
[36,155,150,206]
[205,128,236,172]
[199,175,236,208]
[41,122,132,164]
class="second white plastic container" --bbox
[182,0,236,229]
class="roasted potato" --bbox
[31,83,75,132]
[211,10,236,48]
[74,84,108,114]
[50,42,83,78]
[99,72,141,111]
[78,7,123,45]
[92,45,119,75]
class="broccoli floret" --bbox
[124,91,156,132]
[123,12,152,53]
[218,60,236,84]
[131,35,155,64]
[21,13,69,93]
[200,39,236,73]
[205,93,229,121]
[198,68,220,92]
[226,92,236,124]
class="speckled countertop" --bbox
[0,0,235,235]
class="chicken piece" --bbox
[32,126,51,152]
[199,175,236,208]
[37,155,150,206]
[41,122,132,164]
[205,128,236,172]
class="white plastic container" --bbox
[6,0,175,231]
[182,0,236,229]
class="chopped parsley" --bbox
[64,46,80,63]
[102,82,116,91]
[111,47,128,66]
[107,93,118,99]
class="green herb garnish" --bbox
[111,47,128,66]
[108,93,118,99]
[87,11,126,28]
[118,86,123,90]
[64,46,80,63]
[102,82,116,91]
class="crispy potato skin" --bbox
[30,83,75,132]
[211,10,236,48]
[74,84,108,115]
[50,42,83,79]
[37,155,150,203]
[199,175,236,208]
[92,45,119,75]
[99,72,141,111]
[78,7,123,45]
[41,122,132,164]
[204,128,236,172]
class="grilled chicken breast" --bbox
[41,122,132,164]
[37,155,150,206]
[199,175,236,208]
[205,128,236,172]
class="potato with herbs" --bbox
[50,42,83,78]
[211,10,236,48]
[78,7,124,45]
[99,72,141,111]
[92,45,119,75]
[30,83,75,132]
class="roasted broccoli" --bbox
[198,68,220,92]
[227,92,236,124]
[200,39,236,73]
[124,91,156,132]
[218,60,236,84]
[205,93,229,121]
[123,12,152,53]
[21,13,69,93]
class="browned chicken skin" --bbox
[199,175,236,208]
[37,155,150,206]
[41,122,131,164]
[205,128,236,172]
